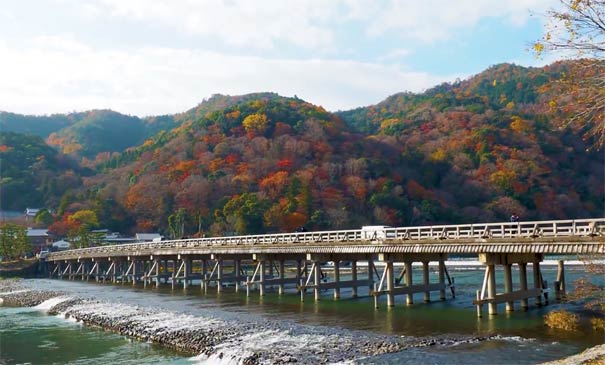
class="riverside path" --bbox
[46,218,605,316]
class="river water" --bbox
[1,261,603,364]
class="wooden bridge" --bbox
[46,218,605,316]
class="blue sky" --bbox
[0,0,560,116]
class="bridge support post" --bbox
[487,264,497,315]
[313,261,321,301]
[278,260,285,295]
[533,260,542,306]
[201,260,207,292]
[438,258,446,300]
[131,260,137,286]
[259,260,266,296]
[217,258,223,293]
[235,259,241,293]
[94,260,100,282]
[475,253,547,317]
[504,263,513,311]
[519,263,528,310]
[555,260,566,300]
[351,261,358,298]
[171,260,177,290]
[111,259,118,283]
[333,260,341,299]
[296,259,306,292]
[423,261,430,303]
[386,260,394,307]
[162,260,168,284]
[183,257,191,289]
[154,258,160,287]
[368,259,375,292]
[404,261,413,305]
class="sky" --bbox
[0,0,561,116]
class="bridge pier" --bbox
[299,254,374,302]
[372,254,450,308]
[555,260,566,300]
[474,253,548,317]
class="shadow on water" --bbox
[24,264,604,349]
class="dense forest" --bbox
[1,62,603,238]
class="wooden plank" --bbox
[373,283,446,296]
[303,279,372,290]
[472,288,545,304]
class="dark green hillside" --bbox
[0,132,83,210]
[0,112,75,138]
[46,110,178,159]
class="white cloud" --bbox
[77,0,555,47]
[92,0,337,50]
[0,37,452,116]
[348,0,555,42]
[0,9,15,20]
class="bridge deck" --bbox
[47,219,605,261]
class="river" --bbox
[0,260,602,364]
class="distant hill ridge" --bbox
[1,61,603,236]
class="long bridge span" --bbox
[46,218,605,316]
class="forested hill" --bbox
[0,109,178,159]
[0,132,84,211]
[2,62,603,237]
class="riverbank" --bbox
[0,279,414,364]
[1,278,603,364]
[0,258,39,277]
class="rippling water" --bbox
[1,262,602,364]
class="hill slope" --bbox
[81,64,603,235]
[3,62,603,237]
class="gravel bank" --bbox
[539,344,605,365]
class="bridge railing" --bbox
[47,218,605,260]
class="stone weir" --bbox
[46,218,605,316]
[0,280,518,364]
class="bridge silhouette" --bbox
[47,218,605,316]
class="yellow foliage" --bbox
[510,116,529,133]
[505,101,515,110]
[544,310,579,331]
[379,118,400,130]
[429,148,447,162]
[242,113,268,134]
[591,317,605,331]
[68,210,99,228]
[533,42,545,56]
[492,79,497,87]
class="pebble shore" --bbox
[0,279,410,363]
[1,279,603,364]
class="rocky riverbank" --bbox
[0,279,412,363]
[1,279,603,364]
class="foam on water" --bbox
[34,296,73,312]
[192,328,346,364]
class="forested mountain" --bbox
[2,62,603,237]
[1,110,178,160]
[0,132,84,210]
[0,112,75,138]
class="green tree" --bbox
[34,209,54,226]
[222,193,267,234]
[68,210,99,229]
[0,223,30,260]
[68,226,104,249]
[168,208,186,239]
